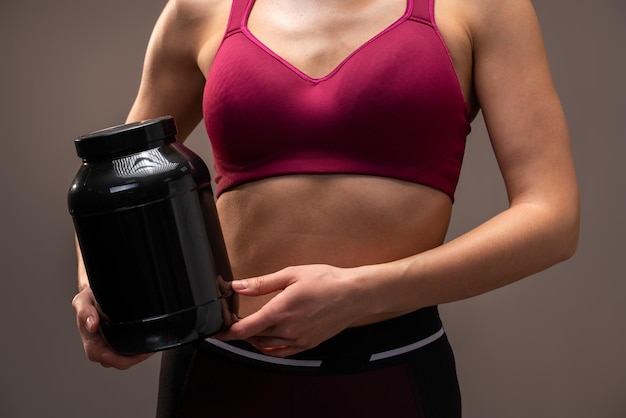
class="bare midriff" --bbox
[216,174,452,320]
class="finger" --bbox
[214,309,277,341]
[231,268,296,296]
[251,344,304,359]
[72,290,153,369]
[253,344,289,354]
[100,350,153,370]
[247,336,291,350]
[253,344,289,351]
[72,292,100,334]
[84,335,153,369]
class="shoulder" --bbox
[147,0,231,68]
[436,0,543,45]
[155,0,230,37]
[162,0,230,22]
[457,0,544,47]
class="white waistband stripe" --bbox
[205,338,324,367]
[204,327,444,367]
[368,327,445,361]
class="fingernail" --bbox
[86,316,95,331]
[233,279,249,290]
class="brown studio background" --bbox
[1,1,624,417]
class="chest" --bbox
[201,0,472,199]
[246,0,409,80]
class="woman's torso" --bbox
[190,0,478,319]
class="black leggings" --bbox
[157,307,461,418]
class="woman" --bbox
[72,0,579,416]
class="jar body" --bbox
[69,119,235,354]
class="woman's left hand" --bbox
[214,264,364,358]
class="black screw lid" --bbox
[75,116,178,160]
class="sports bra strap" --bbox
[410,0,434,25]
[225,0,250,34]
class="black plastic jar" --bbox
[68,116,236,354]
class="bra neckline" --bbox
[241,0,413,82]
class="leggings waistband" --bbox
[200,306,444,373]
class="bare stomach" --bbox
[215,174,452,318]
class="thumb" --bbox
[231,269,295,296]
[72,290,100,334]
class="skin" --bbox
[72,0,579,368]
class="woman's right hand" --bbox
[72,287,153,370]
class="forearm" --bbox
[355,200,579,317]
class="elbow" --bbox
[553,202,580,263]
[558,220,579,262]
[525,195,580,265]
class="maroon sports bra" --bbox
[203,0,471,200]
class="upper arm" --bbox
[126,0,220,141]
[470,0,578,212]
